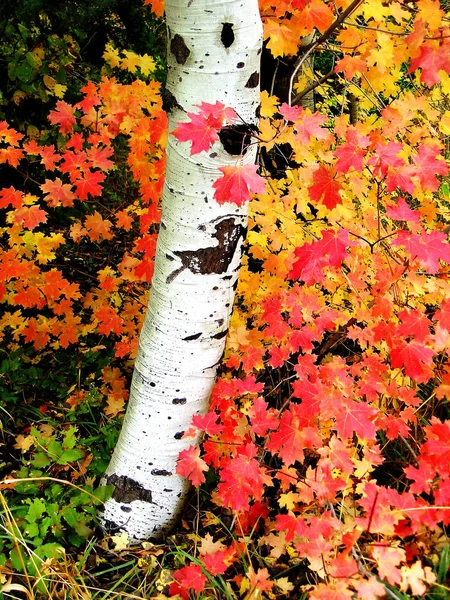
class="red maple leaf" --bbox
[392,230,450,273]
[335,128,370,173]
[13,205,47,230]
[247,397,279,436]
[41,178,76,207]
[315,229,351,266]
[334,398,378,440]
[334,54,367,79]
[408,42,450,86]
[169,565,207,600]
[213,164,266,205]
[294,112,329,145]
[411,142,449,191]
[40,145,60,170]
[217,443,266,510]
[308,165,343,208]
[203,547,235,576]
[301,0,334,33]
[143,0,164,17]
[288,241,326,284]
[176,445,208,486]
[74,170,106,200]
[267,403,321,465]
[94,305,123,336]
[172,101,236,154]
[385,197,420,222]
[397,309,431,342]
[48,101,77,135]
[434,298,450,330]
[0,187,24,209]
[390,339,436,382]
[368,141,405,178]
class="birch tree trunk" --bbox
[100,0,263,543]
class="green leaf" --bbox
[9,547,25,573]
[31,451,51,468]
[93,484,114,503]
[62,426,78,450]
[58,448,85,463]
[25,498,46,523]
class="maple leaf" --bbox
[385,197,420,222]
[288,242,326,284]
[143,0,164,17]
[301,0,334,32]
[114,209,134,231]
[411,142,449,191]
[368,141,405,178]
[172,101,237,155]
[84,211,113,241]
[397,309,430,342]
[267,403,321,465]
[74,170,106,200]
[176,445,208,486]
[41,178,76,207]
[404,461,435,494]
[390,339,435,382]
[169,565,206,600]
[247,397,279,436]
[334,54,367,79]
[217,443,267,510]
[86,146,114,171]
[408,42,450,86]
[94,305,123,336]
[48,101,77,135]
[334,398,378,440]
[40,145,60,170]
[264,19,300,57]
[294,111,329,145]
[203,547,236,575]
[0,187,24,209]
[335,128,370,173]
[12,205,47,230]
[309,166,343,208]
[213,164,266,206]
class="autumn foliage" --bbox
[2,0,450,598]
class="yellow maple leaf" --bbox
[103,43,121,68]
[260,90,279,118]
[264,19,299,57]
[14,434,35,452]
[139,54,156,76]
[121,50,141,73]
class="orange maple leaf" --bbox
[84,211,113,241]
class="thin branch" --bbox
[292,69,335,105]
[289,0,365,104]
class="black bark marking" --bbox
[171,34,190,64]
[120,505,132,513]
[237,61,245,68]
[172,397,187,404]
[102,518,123,534]
[219,124,257,156]
[221,23,235,48]
[211,329,228,340]
[245,71,260,88]
[174,431,184,439]
[151,469,172,476]
[162,88,183,113]
[183,332,202,341]
[106,474,153,504]
[166,218,247,282]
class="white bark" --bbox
[100,0,263,542]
